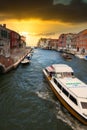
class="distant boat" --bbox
[43,64,87,125]
[62,53,72,60]
[21,58,30,65]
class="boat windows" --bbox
[45,69,55,77]
[64,72,72,77]
[53,78,62,90]
[57,72,74,78]
[58,82,62,90]
[81,102,87,109]
[51,72,55,76]
[53,78,58,85]
[45,69,48,73]
[53,79,78,105]
[71,72,74,76]
[69,95,77,105]
[62,88,69,97]
[45,69,51,75]
[57,73,62,78]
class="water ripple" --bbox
[0,49,87,130]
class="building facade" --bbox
[75,29,87,52]
[58,34,66,49]
[0,24,26,58]
[10,31,20,49]
[0,24,10,57]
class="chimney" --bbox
[3,24,6,28]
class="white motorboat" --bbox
[43,64,87,125]
[21,58,30,64]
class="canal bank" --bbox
[0,47,32,73]
[59,49,87,60]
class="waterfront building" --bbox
[66,33,76,50]
[10,30,20,49]
[71,34,77,49]
[58,33,76,51]
[20,35,26,48]
[58,34,67,50]
[75,29,87,53]
[49,39,59,50]
[0,24,10,57]
[38,29,87,54]
[38,38,51,49]
[0,24,27,73]
[38,38,59,50]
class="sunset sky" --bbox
[0,0,87,46]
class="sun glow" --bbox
[19,31,39,46]
[1,19,87,46]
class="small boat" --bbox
[84,55,87,60]
[26,53,32,60]
[43,64,87,125]
[62,53,72,60]
[21,58,30,65]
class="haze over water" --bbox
[0,48,87,130]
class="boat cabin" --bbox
[45,66,55,77]
[45,64,74,78]
[43,64,87,124]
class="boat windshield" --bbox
[50,72,55,77]
[57,72,74,78]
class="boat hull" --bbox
[43,70,87,125]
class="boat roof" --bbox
[46,66,54,72]
[59,77,87,98]
[52,64,73,73]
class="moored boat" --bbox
[21,58,30,65]
[43,64,87,125]
[62,53,72,60]
[84,55,87,60]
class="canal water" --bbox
[0,48,87,130]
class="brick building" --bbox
[10,30,20,49]
[75,29,87,52]
[0,24,10,57]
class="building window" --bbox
[8,33,10,39]
[53,78,62,90]
[1,30,4,37]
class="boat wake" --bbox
[36,91,53,101]
[36,90,87,130]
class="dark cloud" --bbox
[0,0,87,23]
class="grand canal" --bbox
[0,48,87,130]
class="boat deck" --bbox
[58,77,87,98]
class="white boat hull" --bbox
[21,58,30,64]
